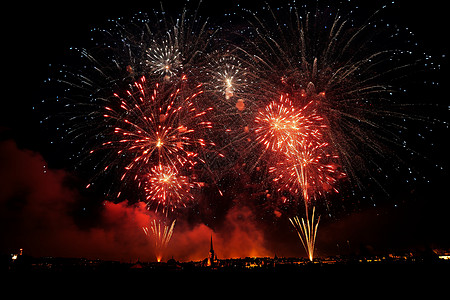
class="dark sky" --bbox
[1,0,449,261]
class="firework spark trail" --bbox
[94,75,215,210]
[254,94,343,203]
[105,76,212,168]
[289,207,320,262]
[143,219,176,262]
[49,5,222,208]
[270,142,344,201]
[254,95,316,153]
[144,164,199,213]
[235,2,437,195]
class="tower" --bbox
[207,235,215,266]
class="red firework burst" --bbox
[254,94,345,204]
[144,164,198,213]
[269,143,344,201]
[254,95,323,153]
[97,75,214,209]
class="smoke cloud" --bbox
[166,205,272,261]
[0,139,272,262]
[3,139,447,261]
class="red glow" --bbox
[255,94,344,204]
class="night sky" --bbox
[1,0,449,262]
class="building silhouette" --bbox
[206,235,217,267]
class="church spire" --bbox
[210,235,214,253]
[207,234,215,267]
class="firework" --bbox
[269,144,343,200]
[237,2,432,195]
[143,218,176,262]
[49,5,219,207]
[237,2,436,259]
[289,207,320,262]
[142,7,218,82]
[204,52,250,101]
[251,94,333,259]
[254,95,323,154]
[144,164,199,213]
[254,94,344,203]
[98,75,214,207]
[46,1,442,262]
[145,36,182,80]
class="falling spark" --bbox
[143,219,176,262]
[290,207,320,261]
